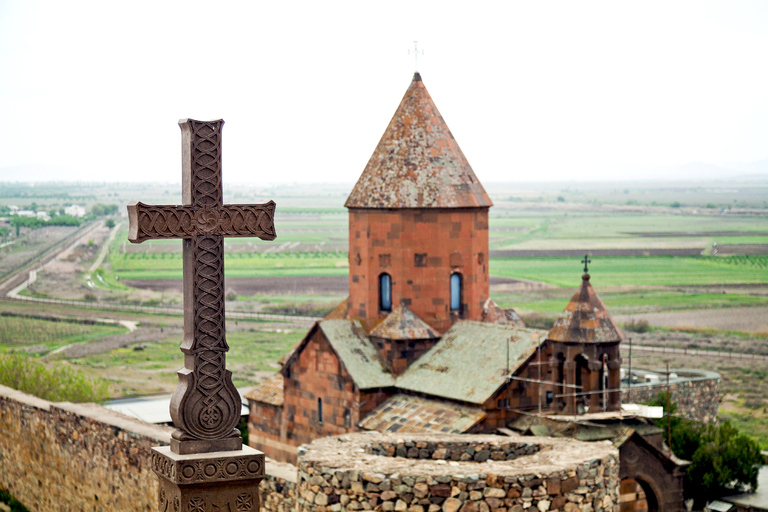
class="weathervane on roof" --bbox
[409,41,424,72]
[582,254,591,274]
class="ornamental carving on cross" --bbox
[128,119,276,454]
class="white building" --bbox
[64,204,86,218]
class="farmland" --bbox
[1,178,768,444]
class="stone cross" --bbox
[128,119,276,455]
[582,254,591,274]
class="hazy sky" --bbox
[1,1,767,184]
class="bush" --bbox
[105,219,115,228]
[671,201,682,208]
[520,313,556,330]
[0,354,109,403]
[263,301,335,317]
[622,319,650,333]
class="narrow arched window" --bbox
[317,398,323,424]
[379,273,392,312]
[450,273,462,311]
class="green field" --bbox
[73,324,304,395]
[491,255,768,287]
[0,315,127,356]
[496,288,768,316]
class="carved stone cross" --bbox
[128,119,276,455]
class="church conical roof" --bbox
[345,73,492,209]
[547,274,624,343]
[369,304,439,340]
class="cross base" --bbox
[171,428,243,455]
[152,445,264,512]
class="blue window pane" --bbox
[450,273,462,311]
[379,273,392,311]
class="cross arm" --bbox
[127,201,276,243]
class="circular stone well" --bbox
[297,433,619,512]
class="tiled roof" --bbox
[345,73,492,209]
[244,374,284,406]
[547,274,624,344]
[369,305,439,340]
[318,320,395,390]
[359,394,485,434]
[396,321,545,405]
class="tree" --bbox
[687,420,762,506]
[90,203,118,216]
[105,219,115,228]
[647,393,762,507]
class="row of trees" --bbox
[649,393,763,507]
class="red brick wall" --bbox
[370,337,439,375]
[348,207,490,333]
[247,401,295,463]
[281,329,359,462]
[481,344,555,430]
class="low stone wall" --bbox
[1,386,619,512]
[0,384,297,512]
[297,433,620,512]
[262,458,299,512]
[621,369,719,423]
[366,439,541,461]
[0,384,172,512]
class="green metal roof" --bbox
[319,320,395,390]
[395,321,545,405]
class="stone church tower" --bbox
[345,72,493,333]
[546,272,624,414]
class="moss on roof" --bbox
[319,320,395,390]
[396,321,545,405]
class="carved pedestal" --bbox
[152,446,264,512]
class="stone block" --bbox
[152,446,264,512]
[443,497,462,512]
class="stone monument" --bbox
[128,119,275,511]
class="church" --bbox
[245,72,623,464]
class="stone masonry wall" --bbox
[296,433,620,512]
[0,384,297,512]
[0,385,171,512]
[0,385,620,512]
[620,371,719,423]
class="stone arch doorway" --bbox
[620,477,661,512]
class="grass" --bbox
[109,250,349,280]
[488,212,768,250]
[496,289,768,316]
[0,315,127,355]
[490,255,768,287]
[71,322,305,395]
